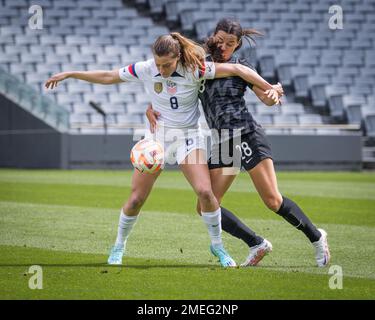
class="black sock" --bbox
[276,196,321,243]
[221,206,263,247]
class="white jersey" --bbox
[118,59,216,128]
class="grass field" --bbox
[0,169,374,300]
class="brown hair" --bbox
[152,32,205,72]
[204,18,263,62]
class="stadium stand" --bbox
[0,0,374,166]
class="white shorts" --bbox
[145,126,207,165]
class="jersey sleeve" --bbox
[239,58,257,90]
[118,61,149,83]
[197,60,216,81]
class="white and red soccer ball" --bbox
[130,139,164,173]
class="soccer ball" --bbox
[130,139,164,173]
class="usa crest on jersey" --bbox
[166,80,177,95]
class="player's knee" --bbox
[264,194,283,212]
[128,194,146,211]
[196,188,215,204]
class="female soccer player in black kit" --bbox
[147,18,330,267]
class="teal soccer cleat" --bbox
[210,244,237,267]
[107,244,125,265]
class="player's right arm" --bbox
[45,69,123,89]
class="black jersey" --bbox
[199,55,260,136]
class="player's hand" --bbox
[146,104,161,133]
[273,82,284,97]
[45,72,71,90]
[264,82,284,105]
[264,88,280,105]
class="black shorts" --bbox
[208,127,273,171]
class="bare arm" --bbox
[146,104,161,134]
[252,82,284,106]
[214,63,272,91]
[45,69,123,89]
[253,86,276,106]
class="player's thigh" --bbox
[179,149,213,196]
[209,168,237,202]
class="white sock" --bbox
[115,209,138,246]
[201,207,223,247]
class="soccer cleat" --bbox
[240,239,273,267]
[312,228,331,267]
[210,244,237,267]
[107,244,125,265]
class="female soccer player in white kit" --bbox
[45,33,281,267]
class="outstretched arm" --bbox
[45,69,123,89]
[214,63,272,92]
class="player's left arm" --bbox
[214,63,273,92]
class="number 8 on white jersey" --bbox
[118,59,216,129]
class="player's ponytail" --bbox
[170,32,205,72]
[152,33,205,72]
[240,28,264,49]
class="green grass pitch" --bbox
[0,169,374,299]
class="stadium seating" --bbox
[0,0,374,137]
[365,115,375,137]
